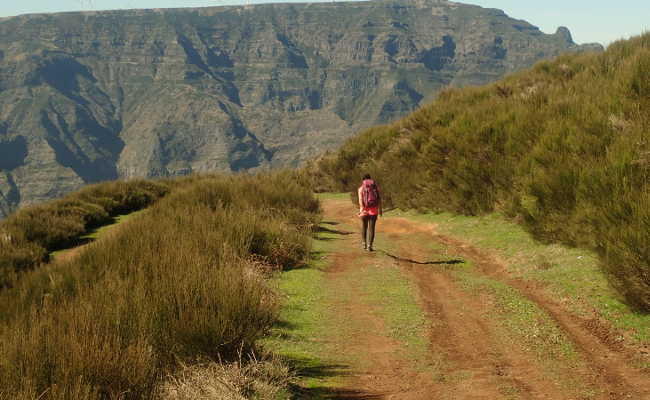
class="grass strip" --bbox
[50,210,145,260]
[356,233,431,369]
[452,267,598,398]
[261,221,345,398]
[389,209,650,345]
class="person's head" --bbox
[362,174,371,181]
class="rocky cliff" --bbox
[0,0,602,216]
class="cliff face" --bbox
[0,0,602,216]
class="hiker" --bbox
[358,174,382,251]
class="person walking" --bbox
[358,174,382,251]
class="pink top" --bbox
[358,185,380,216]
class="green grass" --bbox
[81,210,143,241]
[359,262,431,367]
[261,221,346,397]
[315,192,352,202]
[453,268,598,397]
[351,232,432,368]
[388,208,598,396]
[455,268,578,360]
[50,210,145,260]
[323,207,432,367]
[388,209,650,345]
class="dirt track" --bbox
[318,197,650,400]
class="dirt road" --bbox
[312,197,650,400]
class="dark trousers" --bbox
[361,214,378,247]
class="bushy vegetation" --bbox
[0,180,171,287]
[315,33,650,310]
[159,356,291,400]
[0,173,319,399]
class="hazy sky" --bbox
[0,0,647,46]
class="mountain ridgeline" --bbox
[0,0,601,217]
[314,33,650,310]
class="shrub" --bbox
[0,173,318,399]
[0,179,172,283]
[159,356,291,400]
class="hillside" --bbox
[0,0,601,217]
[314,32,650,309]
[0,173,319,398]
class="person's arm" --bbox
[358,187,364,214]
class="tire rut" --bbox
[388,232,569,400]
[389,216,650,400]
[427,232,650,400]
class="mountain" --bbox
[0,0,602,217]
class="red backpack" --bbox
[361,179,379,208]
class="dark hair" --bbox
[362,174,371,180]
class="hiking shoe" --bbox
[368,246,374,252]
[362,242,367,250]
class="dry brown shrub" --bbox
[159,357,291,400]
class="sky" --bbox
[0,0,647,46]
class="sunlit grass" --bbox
[261,221,346,398]
[49,210,146,261]
[360,262,431,367]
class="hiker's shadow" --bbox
[377,249,464,266]
[315,224,354,241]
[321,220,340,226]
